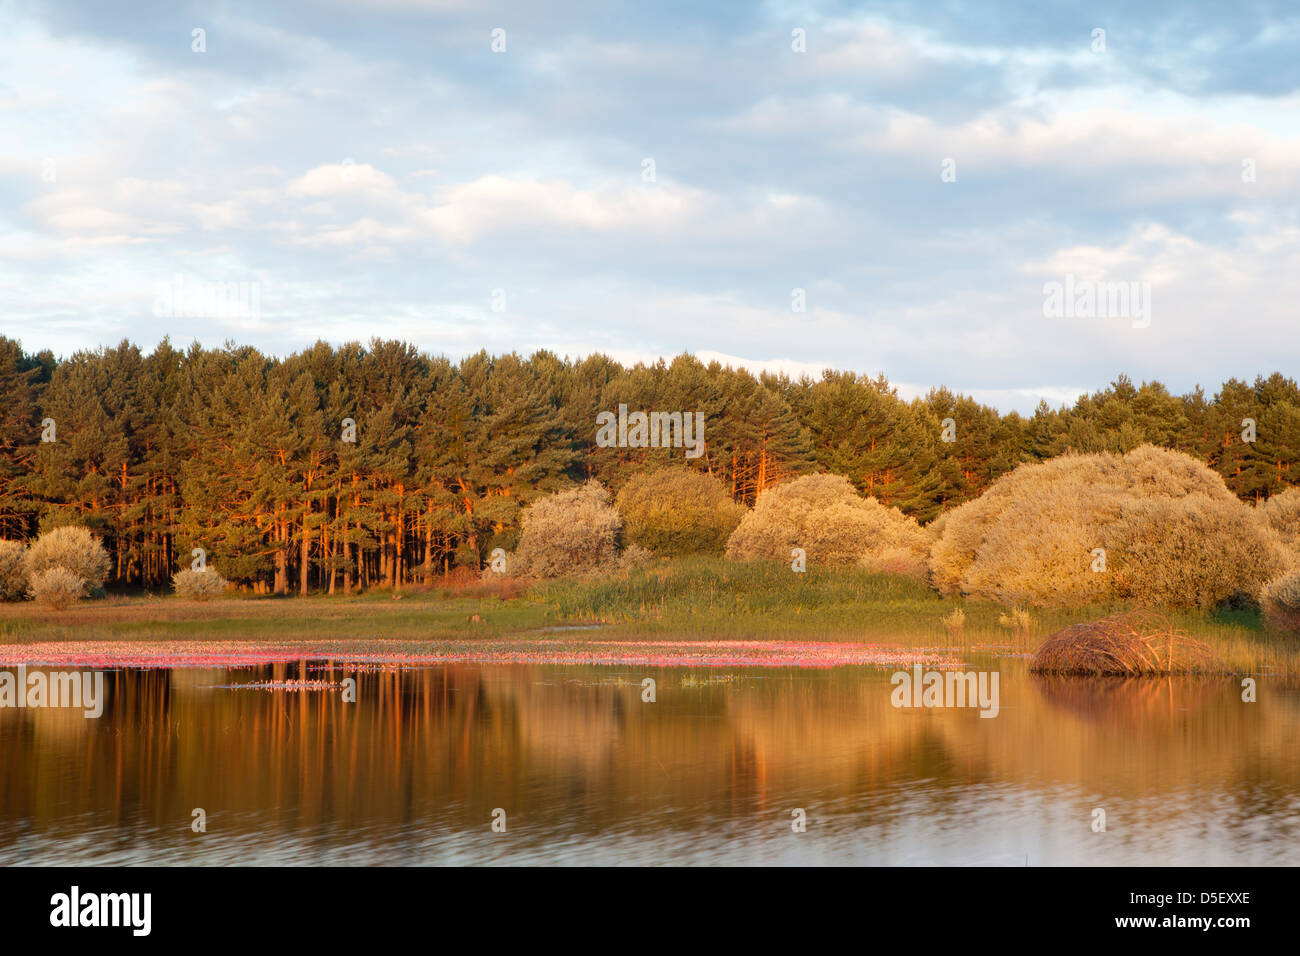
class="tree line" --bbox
[2,335,1297,593]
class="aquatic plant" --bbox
[0,637,966,671]
[997,608,1034,634]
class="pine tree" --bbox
[0,338,50,540]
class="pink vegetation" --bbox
[0,639,964,671]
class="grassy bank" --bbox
[2,557,1296,676]
[536,557,1299,676]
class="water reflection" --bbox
[1,662,1297,865]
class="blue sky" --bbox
[2,0,1299,411]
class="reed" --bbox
[1030,612,1227,676]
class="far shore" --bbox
[2,558,1295,678]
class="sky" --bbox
[2,0,1298,412]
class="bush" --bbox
[929,445,1287,609]
[860,546,931,579]
[1261,487,1300,554]
[172,568,229,600]
[961,482,1116,607]
[616,543,654,572]
[0,540,27,601]
[724,473,930,573]
[512,481,623,578]
[1107,494,1285,608]
[25,526,111,591]
[1260,569,1300,639]
[615,468,748,556]
[27,567,87,609]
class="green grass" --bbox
[0,588,554,645]
[539,557,1300,674]
[1,556,1297,676]
[536,556,952,636]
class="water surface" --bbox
[2,659,1297,865]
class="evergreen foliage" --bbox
[4,333,1300,594]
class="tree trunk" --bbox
[300,510,310,595]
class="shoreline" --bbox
[0,637,968,670]
[3,558,1296,677]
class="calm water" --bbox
[2,659,1298,865]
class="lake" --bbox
[2,657,1297,865]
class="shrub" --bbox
[961,483,1116,607]
[512,481,623,578]
[929,445,1287,608]
[860,545,932,580]
[25,526,111,591]
[172,568,229,600]
[1260,569,1300,639]
[616,467,748,556]
[27,567,87,609]
[724,473,929,573]
[616,543,654,572]
[1106,494,1287,608]
[0,540,27,601]
[1261,487,1300,554]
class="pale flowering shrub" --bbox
[1123,444,1239,500]
[0,540,27,601]
[616,543,654,572]
[512,481,623,578]
[929,445,1285,609]
[28,567,87,609]
[1260,570,1300,639]
[927,496,996,597]
[172,568,229,600]
[961,483,1118,608]
[25,526,111,591]
[724,473,930,576]
[860,545,932,580]
[1260,487,1300,555]
[1107,495,1288,608]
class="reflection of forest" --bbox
[1,664,1296,844]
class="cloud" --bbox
[4,1,1300,411]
